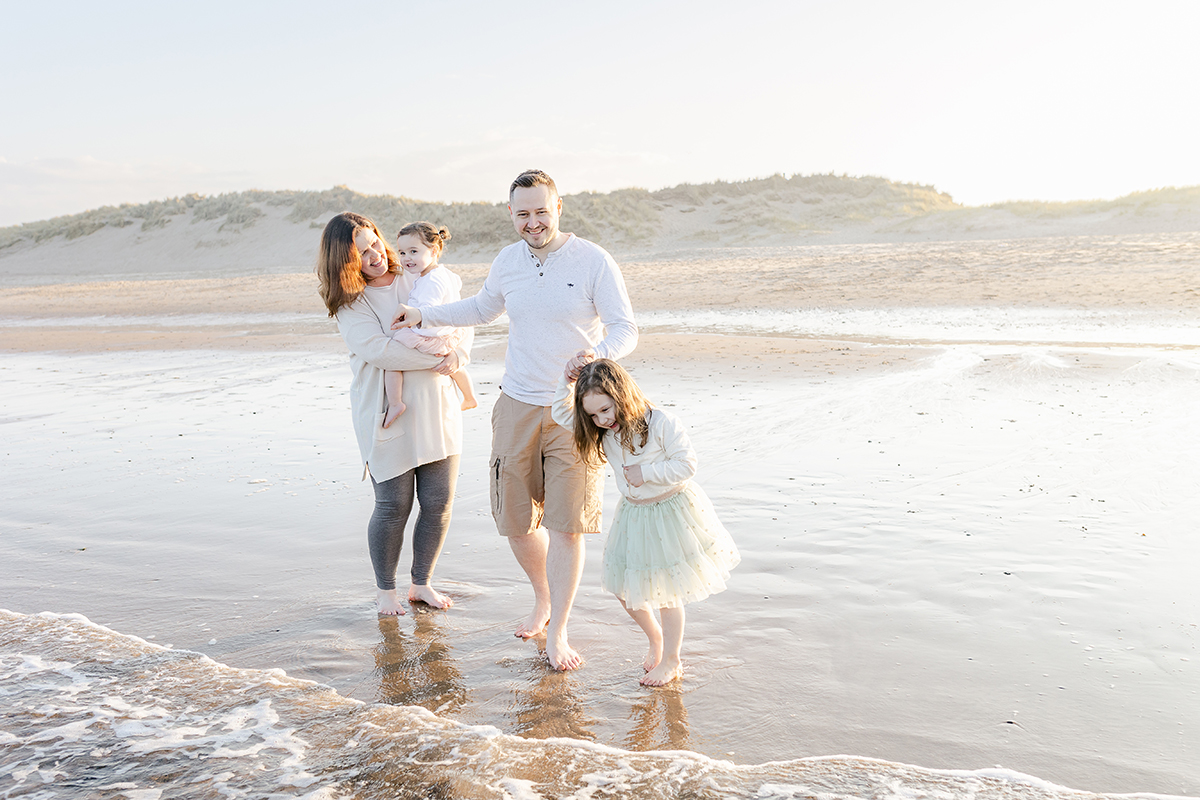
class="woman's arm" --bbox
[431,327,473,375]
[337,302,446,372]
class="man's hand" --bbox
[565,349,596,381]
[391,304,422,330]
[623,464,644,487]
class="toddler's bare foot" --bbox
[376,589,406,616]
[408,583,453,609]
[515,601,551,639]
[383,402,406,428]
[546,633,583,671]
[461,397,478,411]
[640,656,682,686]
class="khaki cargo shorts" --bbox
[490,392,602,537]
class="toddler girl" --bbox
[384,222,477,428]
[552,357,739,685]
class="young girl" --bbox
[383,222,477,428]
[552,357,740,686]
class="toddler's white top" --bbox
[408,267,462,339]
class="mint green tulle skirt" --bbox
[601,481,740,611]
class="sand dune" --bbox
[2,176,1198,285]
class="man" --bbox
[392,169,638,670]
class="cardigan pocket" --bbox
[374,411,405,443]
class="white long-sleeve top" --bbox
[552,372,698,502]
[336,271,473,482]
[419,234,638,406]
[406,266,462,339]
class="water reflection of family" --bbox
[317,170,738,687]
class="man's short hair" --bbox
[509,169,558,202]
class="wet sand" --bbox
[2,235,1199,796]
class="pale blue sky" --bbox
[2,0,1197,226]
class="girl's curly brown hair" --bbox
[571,359,651,466]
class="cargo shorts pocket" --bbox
[489,456,504,517]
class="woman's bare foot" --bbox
[546,633,583,671]
[376,589,406,616]
[640,656,682,686]
[408,583,453,609]
[383,402,406,428]
[515,601,551,639]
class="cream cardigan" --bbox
[335,272,472,483]
[551,372,698,502]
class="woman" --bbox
[317,211,471,615]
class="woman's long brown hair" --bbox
[316,212,400,317]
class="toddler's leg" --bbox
[451,368,478,411]
[383,370,406,428]
[642,606,684,686]
[618,597,663,674]
[414,334,452,356]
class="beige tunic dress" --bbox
[335,272,472,482]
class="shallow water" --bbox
[2,609,1186,800]
[3,236,1200,796]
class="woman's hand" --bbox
[392,304,422,330]
[565,349,596,380]
[623,464,645,487]
[433,349,461,376]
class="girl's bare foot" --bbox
[408,583,453,609]
[643,640,663,673]
[376,589,406,616]
[640,657,682,686]
[461,398,478,411]
[383,402,406,428]
[515,601,551,639]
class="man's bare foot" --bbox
[408,583,453,609]
[461,397,478,411]
[515,601,551,639]
[546,633,583,671]
[640,657,682,686]
[376,589,406,616]
[383,402,406,428]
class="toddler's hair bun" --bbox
[437,226,452,243]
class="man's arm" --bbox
[417,265,508,329]
[590,253,638,360]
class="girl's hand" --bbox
[623,464,644,487]
[392,304,422,330]
[433,349,461,375]
[565,349,596,380]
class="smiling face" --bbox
[508,184,562,252]
[395,233,439,277]
[581,390,619,433]
[353,227,390,284]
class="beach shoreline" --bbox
[3,236,1199,796]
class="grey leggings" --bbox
[368,455,459,590]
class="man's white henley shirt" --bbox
[419,234,638,406]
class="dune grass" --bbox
[2,176,1196,255]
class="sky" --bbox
[2,0,1198,227]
